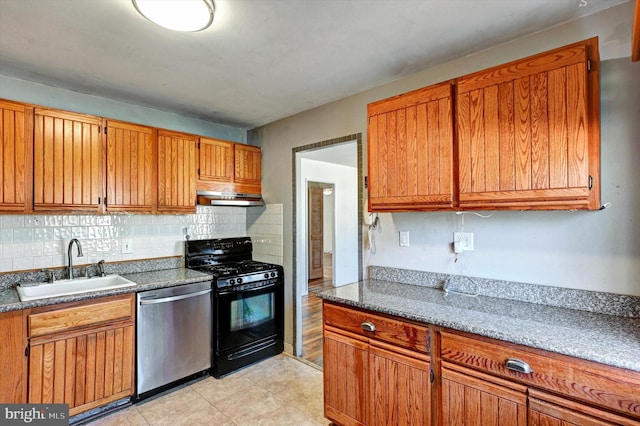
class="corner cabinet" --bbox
[25,294,135,416]
[456,37,600,210]
[33,108,103,212]
[367,82,454,211]
[323,301,432,426]
[0,100,33,213]
[157,129,197,213]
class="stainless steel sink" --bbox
[17,275,136,301]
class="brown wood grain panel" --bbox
[548,67,568,189]
[0,310,26,403]
[64,337,76,406]
[63,119,73,204]
[416,103,428,197]
[103,329,115,397]
[566,63,589,188]
[439,96,453,196]
[53,340,66,403]
[458,44,586,93]
[387,111,398,197]
[470,89,485,193]
[85,333,96,403]
[457,91,472,194]
[378,113,389,198]
[94,331,105,400]
[0,100,31,212]
[74,335,86,407]
[514,77,532,190]
[368,115,379,203]
[406,105,417,197]
[122,325,134,393]
[634,0,640,62]
[158,130,196,212]
[396,108,407,196]
[112,327,123,393]
[484,85,500,192]
[427,101,440,195]
[499,81,516,191]
[530,72,550,190]
[368,81,454,115]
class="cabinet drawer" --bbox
[440,330,640,419]
[28,295,134,338]
[323,302,429,353]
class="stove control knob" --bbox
[264,273,270,279]
[270,272,276,278]
[237,277,243,284]
[229,279,235,285]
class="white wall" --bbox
[323,191,334,252]
[250,0,640,331]
[298,158,358,288]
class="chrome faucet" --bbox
[96,259,106,277]
[67,239,84,280]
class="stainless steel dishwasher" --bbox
[136,281,212,399]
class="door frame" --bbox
[292,133,364,356]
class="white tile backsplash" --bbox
[0,205,283,273]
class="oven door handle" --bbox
[139,289,211,305]
[217,281,280,295]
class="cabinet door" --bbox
[367,81,454,211]
[234,144,262,193]
[33,108,102,211]
[157,130,197,213]
[441,363,527,426]
[369,343,430,426]
[456,38,600,210]
[324,329,368,426]
[0,100,32,213]
[0,310,27,403]
[198,137,233,183]
[105,120,155,212]
[28,324,134,416]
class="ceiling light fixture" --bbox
[132,0,215,32]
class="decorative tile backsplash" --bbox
[0,205,283,273]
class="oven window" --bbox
[230,293,275,331]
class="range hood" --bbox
[197,191,265,207]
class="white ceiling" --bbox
[0,0,627,129]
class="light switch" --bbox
[122,238,133,254]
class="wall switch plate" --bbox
[122,238,133,254]
[453,232,473,253]
[399,231,410,247]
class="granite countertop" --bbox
[317,279,640,373]
[0,268,213,313]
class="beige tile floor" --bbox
[88,354,330,426]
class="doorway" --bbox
[292,134,363,367]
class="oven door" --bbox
[215,280,283,354]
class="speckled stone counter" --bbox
[0,268,212,313]
[317,279,640,373]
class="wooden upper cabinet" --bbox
[368,81,454,211]
[33,108,103,212]
[157,129,197,213]
[456,37,600,210]
[198,137,233,183]
[234,144,262,193]
[0,100,33,213]
[105,120,155,213]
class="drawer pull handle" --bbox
[505,358,533,374]
[361,321,376,332]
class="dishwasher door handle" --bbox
[139,289,211,305]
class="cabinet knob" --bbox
[361,321,376,332]
[505,358,533,374]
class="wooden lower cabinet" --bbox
[0,309,27,403]
[324,329,368,426]
[26,294,135,416]
[441,363,527,426]
[323,301,432,426]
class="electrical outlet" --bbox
[122,238,133,254]
[399,231,410,247]
[453,232,474,253]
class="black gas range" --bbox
[185,237,284,378]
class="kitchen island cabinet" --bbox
[323,301,432,426]
[157,129,197,213]
[0,99,33,213]
[25,294,135,416]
